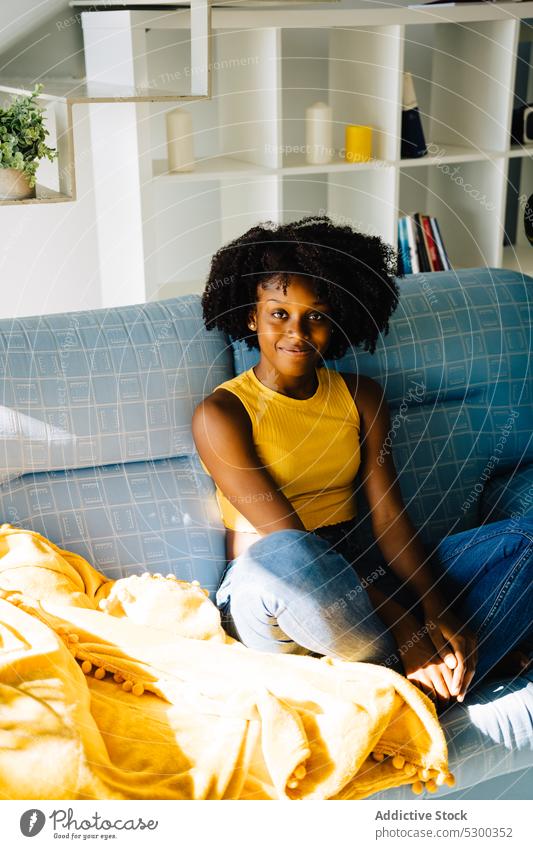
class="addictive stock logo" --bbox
[20,810,46,837]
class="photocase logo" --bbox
[20,809,46,837]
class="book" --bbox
[430,216,452,270]
[417,212,434,270]
[397,216,412,274]
[404,216,421,274]
[401,72,427,159]
[413,212,431,272]
[421,213,443,271]
[399,212,451,273]
[397,218,405,274]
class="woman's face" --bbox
[248,274,334,374]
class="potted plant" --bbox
[0,83,57,200]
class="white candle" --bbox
[305,101,333,165]
[165,108,194,173]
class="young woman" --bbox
[192,215,532,709]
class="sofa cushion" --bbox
[0,297,233,482]
[0,455,225,595]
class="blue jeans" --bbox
[215,517,533,687]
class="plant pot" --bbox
[0,168,36,200]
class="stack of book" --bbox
[397,213,452,274]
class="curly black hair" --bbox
[201,214,402,358]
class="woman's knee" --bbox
[508,516,533,542]
[435,517,533,568]
[215,529,317,612]
[227,528,350,590]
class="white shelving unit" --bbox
[79,3,533,305]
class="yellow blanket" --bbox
[0,524,453,800]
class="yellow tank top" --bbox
[199,366,361,532]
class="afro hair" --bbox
[201,214,402,359]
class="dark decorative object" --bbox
[524,194,533,246]
[400,72,427,159]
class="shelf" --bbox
[399,144,506,168]
[152,152,395,181]
[152,156,272,181]
[0,185,72,206]
[508,143,533,159]
[281,152,393,174]
[152,148,507,180]
[75,2,533,30]
[0,77,206,103]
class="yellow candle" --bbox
[345,125,373,163]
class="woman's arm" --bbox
[349,375,443,605]
[348,374,477,700]
[192,390,306,535]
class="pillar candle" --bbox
[345,125,373,163]
[305,102,333,165]
[166,108,194,172]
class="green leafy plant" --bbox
[0,83,57,187]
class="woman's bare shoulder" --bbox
[196,387,248,416]
[192,388,252,438]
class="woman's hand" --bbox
[423,601,478,702]
[363,580,477,704]
[397,627,457,709]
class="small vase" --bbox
[305,102,333,165]
[165,108,195,173]
[0,168,35,201]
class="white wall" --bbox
[0,106,103,319]
[0,0,71,55]
[0,2,102,319]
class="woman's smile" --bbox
[278,345,315,357]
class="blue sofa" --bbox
[0,266,531,799]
